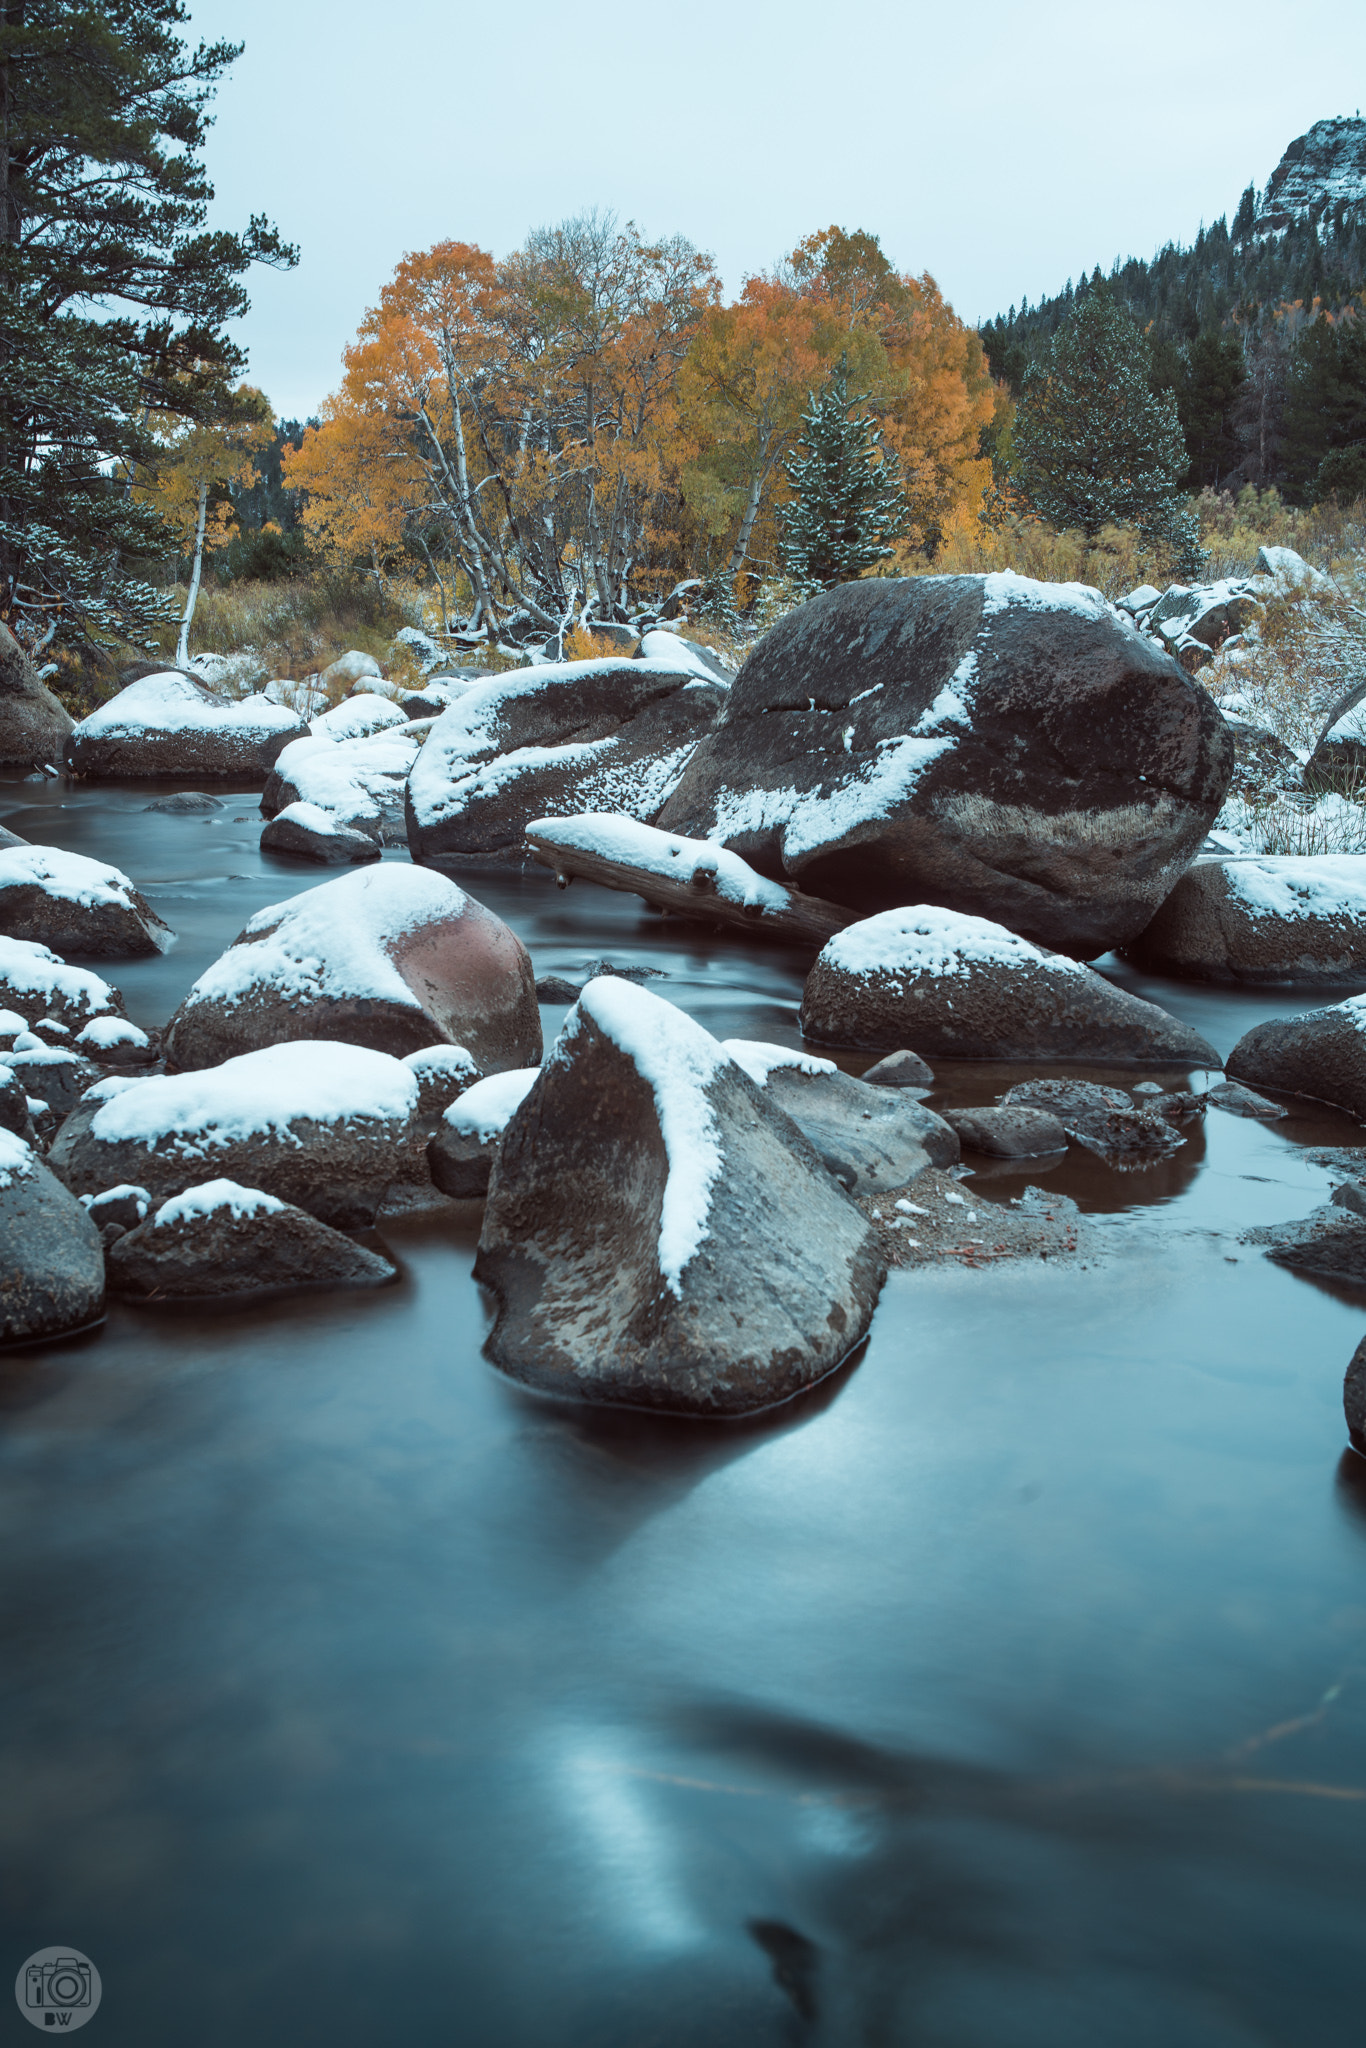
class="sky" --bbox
[183,0,1366,423]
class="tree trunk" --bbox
[175,483,207,669]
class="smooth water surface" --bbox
[2,778,1365,2046]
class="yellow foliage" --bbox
[134,384,272,553]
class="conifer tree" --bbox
[1012,283,1202,573]
[778,357,908,589]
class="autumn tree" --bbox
[135,383,272,664]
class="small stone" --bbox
[941,1105,1069,1159]
[1205,1079,1287,1119]
[143,791,223,813]
[860,1048,934,1089]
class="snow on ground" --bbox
[181,866,472,1014]
[153,1180,289,1228]
[720,1040,837,1086]
[441,1068,539,1140]
[73,672,301,739]
[558,977,725,1298]
[530,815,791,912]
[0,844,140,909]
[1218,854,1366,919]
[822,904,1087,983]
[0,937,121,1019]
[0,1128,36,1188]
[88,1040,418,1154]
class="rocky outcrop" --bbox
[474,978,886,1415]
[107,1179,397,1299]
[66,672,305,780]
[1227,996,1366,1120]
[1126,856,1366,984]
[800,905,1219,1065]
[163,864,541,1075]
[49,1038,419,1228]
[0,622,74,772]
[720,1039,957,1193]
[0,844,174,956]
[406,656,725,870]
[0,1130,104,1344]
[0,936,128,1031]
[1255,117,1366,232]
[655,574,1231,958]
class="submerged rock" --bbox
[941,1105,1069,1159]
[0,1129,104,1344]
[1227,996,1366,1120]
[1126,856,1366,984]
[0,843,174,957]
[143,791,223,814]
[107,1179,396,1299]
[1000,1079,1184,1161]
[1205,1079,1287,1119]
[163,864,541,1075]
[474,978,886,1415]
[801,905,1219,1065]
[656,573,1231,957]
[66,671,305,780]
[49,1039,419,1228]
[861,1048,935,1089]
[721,1040,957,1193]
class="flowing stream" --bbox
[3,775,1365,2046]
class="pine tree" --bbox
[778,358,908,589]
[1279,314,1366,502]
[0,1,296,653]
[1175,330,1247,488]
[1012,282,1203,574]
[1232,184,1258,241]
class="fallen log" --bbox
[525,813,854,949]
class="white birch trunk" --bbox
[175,483,208,670]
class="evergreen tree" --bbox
[778,357,908,589]
[1279,314,1366,502]
[1175,330,1247,487]
[0,1,296,652]
[1231,184,1258,241]
[1012,283,1203,572]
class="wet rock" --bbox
[535,975,584,1003]
[0,844,174,956]
[1205,1079,1287,1119]
[163,864,541,1076]
[0,622,74,772]
[656,574,1231,957]
[107,1179,396,1299]
[1000,1079,1184,1162]
[1262,1214,1366,1287]
[721,1040,957,1193]
[66,671,305,780]
[1346,1336,1366,1453]
[474,978,886,1416]
[861,1048,934,1089]
[0,1130,104,1344]
[143,791,223,814]
[941,1105,1069,1159]
[1153,1090,1207,1125]
[864,1171,1082,1268]
[1227,996,1366,1120]
[48,1039,419,1229]
[1126,857,1366,984]
[382,1043,483,1211]
[1331,1181,1366,1218]
[428,1067,539,1198]
[407,656,725,869]
[801,905,1218,1065]
[259,802,381,864]
[0,938,127,1032]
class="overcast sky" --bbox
[183,0,1366,422]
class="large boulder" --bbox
[1304,680,1366,791]
[162,864,540,1074]
[0,622,73,771]
[1125,855,1366,984]
[260,727,421,840]
[66,671,305,780]
[655,574,1232,958]
[0,844,173,956]
[1227,996,1366,1119]
[0,935,127,1031]
[474,978,886,1415]
[720,1039,958,1192]
[48,1039,419,1228]
[310,692,408,743]
[0,1130,104,1344]
[107,1179,397,1299]
[801,905,1219,1065]
[406,656,726,869]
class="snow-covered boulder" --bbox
[310,692,408,744]
[656,573,1232,958]
[2,1041,100,1116]
[260,726,421,843]
[1227,995,1366,1121]
[0,844,173,957]
[66,672,306,780]
[259,802,383,865]
[406,656,726,869]
[473,978,885,1415]
[0,621,73,772]
[0,935,127,1031]
[1143,579,1263,673]
[162,864,540,1074]
[1126,855,1366,983]
[106,1179,397,1300]
[73,1015,155,1064]
[0,1129,104,1344]
[636,631,736,682]
[383,1042,483,1210]
[428,1066,539,1196]
[0,1067,37,1144]
[801,905,1219,1065]
[720,1039,957,1193]
[1254,544,1325,589]
[319,650,382,692]
[49,1039,419,1228]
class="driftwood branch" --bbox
[525,816,854,949]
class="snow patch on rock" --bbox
[88,1040,418,1155]
[441,1067,539,1141]
[823,904,1090,984]
[76,672,300,740]
[0,843,138,909]
[154,1179,289,1228]
[0,1127,36,1187]
[720,1039,838,1086]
